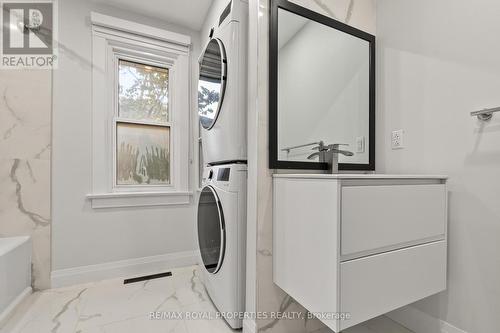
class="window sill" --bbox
[86,191,193,209]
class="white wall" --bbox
[52,0,201,280]
[377,1,500,332]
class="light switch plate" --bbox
[356,136,365,153]
[391,130,404,149]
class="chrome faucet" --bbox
[307,142,354,173]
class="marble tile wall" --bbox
[0,70,52,290]
[253,1,375,332]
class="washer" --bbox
[198,0,248,165]
[196,164,247,328]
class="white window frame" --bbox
[87,12,192,208]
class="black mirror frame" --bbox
[269,0,376,171]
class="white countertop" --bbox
[273,173,448,180]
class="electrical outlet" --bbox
[356,136,365,153]
[391,129,404,149]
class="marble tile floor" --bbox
[333,316,414,333]
[0,265,414,333]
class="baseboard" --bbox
[243,318,256,333]
[0,287,32,327]
[386,305,468,333]
[51,250,198,288]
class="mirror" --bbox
[198,38,227,130]
[269,0,375,170]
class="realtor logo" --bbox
[1,1,57,68]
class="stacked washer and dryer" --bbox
[196,0,248,329]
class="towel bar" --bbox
[471,107,500,121]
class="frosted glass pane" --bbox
[116,123,170,185]
[119,60,169,123]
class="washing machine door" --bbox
[198,38,227,130]
[197,186,226,274]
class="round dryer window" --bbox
[198,38,227,130]
[197,186,226,273]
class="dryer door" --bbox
[197,186,226,273]
[198,38,227,130]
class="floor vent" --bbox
[123,271,172,284]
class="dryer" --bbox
[198,0,248,165]
[196,164,247,328]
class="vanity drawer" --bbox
[339,241,447,330]
[341,184,446,256]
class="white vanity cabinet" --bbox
[273,174,448,332]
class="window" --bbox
[116,60,171,186]
[88,13,192,208]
